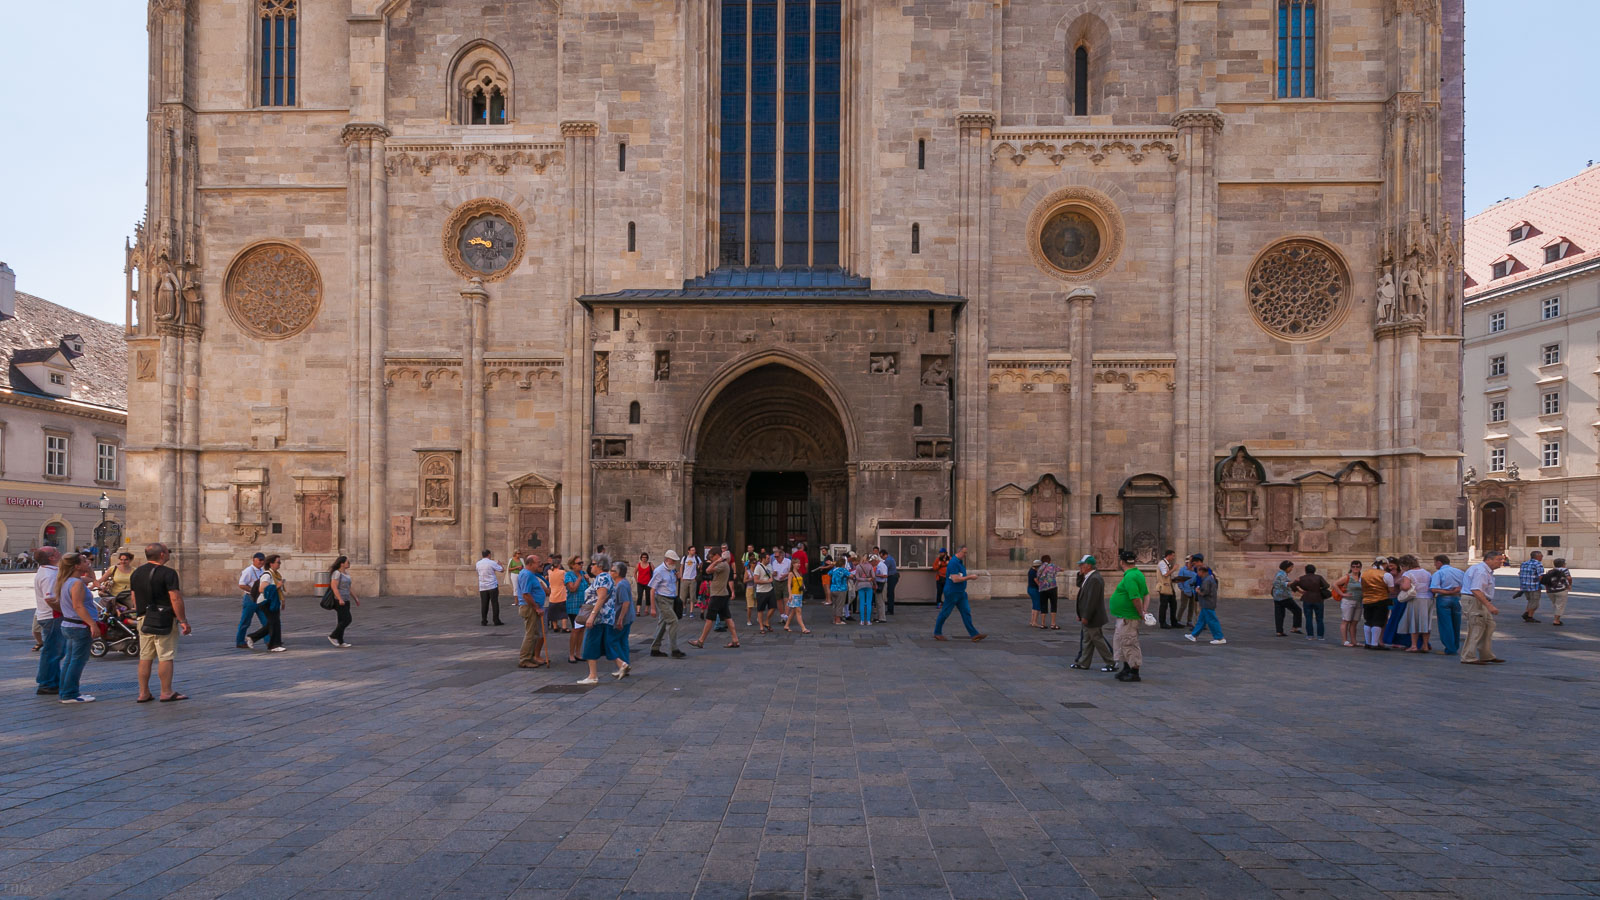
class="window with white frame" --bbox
[1542,392,1562,416]
[48,373,65,386]
[1543,343,1561,366]
[1542,296,1561,319]
[1542,498,1560,524]
[1489,399,1505,423]
[44,434,68,477]
[1542,440,1561,468]
[1489,447,1506,472]
[96,442,117,483]
[1488,355,1506,377]
[1489,310,1506,333]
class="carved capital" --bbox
[560,120,599,137]
[460,277,489,305]
[957,112,996,131]
[340,122,391,145]
[1171,108,1224,132]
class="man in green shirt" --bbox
[1108,549,1149,682]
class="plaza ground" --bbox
[1,574,1597,899]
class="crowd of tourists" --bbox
[26,533,1563,703]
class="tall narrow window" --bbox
[628,222,637,252]
[465,76,507,125]
[97,442,117,483]
[720,0,841,267]
[625,499,633,522]
[259,0,298,107]
[1277,0,1317,98]
[612,308,621,331]
[914,497,923,518]
[1072,45,1089,115]
[45,435,68,478]
[917,139,926,170]
[619,143,627,171]
[910,223,920,254]
[913,404,923,427]
[629,401,641,425]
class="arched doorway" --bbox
[1480,501,1508,553]
[691,364,850,551]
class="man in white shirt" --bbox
[1461,549,1506,665]
[476,549,506,626]
[32,547,62,695]
[771,548,794,616]
[872,553,890,623]
[648,550,685,658]
[235,552,268,649]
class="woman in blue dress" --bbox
[1027,560,1042,629]
[578,562,634,684]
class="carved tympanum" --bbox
[1247,240,1350,341]
[224,242,322,340]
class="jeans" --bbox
[236,593,268,645]
[856,588,874,625]
[1190,608,1225,640]
[886,573,899,614]
[58,626,91,700]
[331,602,353,643]
[35,617,63,691]
[1157,593,1178,627]
[1302,601,1325,638]
[934,594,977,636]
[1435,596,1462,655]
[1273,598,1303,633]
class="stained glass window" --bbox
[260,0,297,107]
[1276,0,1316,99]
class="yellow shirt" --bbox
[104,566,134,596]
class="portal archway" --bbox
[1479,501,1507,553]
[690,363,850,551]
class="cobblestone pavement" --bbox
[2,591,1598,899]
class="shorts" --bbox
[1362,599,1391,627]
[787,596,803,609]
[137,618,179,662]
[829,590,845,608]
[1340,598,1361,622]
[706,593,732,622]
[1038,588,1059,613]
[756,590,776,612]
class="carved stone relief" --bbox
[920,355,950,387]
[293,476,341,555]
[224,242,322,340]
[992,484,1026,539]
[391,515,413,551]
[1029,474,1066,537]
[1215,446,1264,543]
[869,353,898,375]
[594,351,609,395]
[417,451,459,524]
[1264,484,1296,548]
[654,349,670,382]
[134,349,157,382]
[1247,240,1351,341]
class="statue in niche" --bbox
[181,273,203,327]
[869,353,897,375]
[155,262,181,324]
[1400,263,1427,321]
[921,355,951,387]
[593,352,609,395]
[654,350,670,382]
[1375,271,1398,324]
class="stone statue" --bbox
[869,353,897,376]
[1375,271,1398,324]
[1506,461,1520,481]
[155,264,182,324]
[1463,465,1477,486]
[594,352,609,395]
[181,274,202,328]
[1400,265,1427,321]
[921,356,950,387]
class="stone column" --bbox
[1066,287,1096,558]
[462,278,489,557]
[561,121,598,561]
[1170,108,1223,559]
[341,123,390,580]
[953,112,994,574]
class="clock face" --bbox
[1039,209,1102,274]
[458,214,517,275]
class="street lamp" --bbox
[97,493,109,568]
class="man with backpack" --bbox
[235,552,268,649]
[1539,558,1571,627]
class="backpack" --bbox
[1544,569,1571,593]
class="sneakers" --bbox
[244,637,255,649]
[670,650,687,659]
[1099,665,1117,672]
[339,642,353,648]
[269,646,287,653]
[650,649,669,658]
[328,636,340,647]
[577,676,599,685]
[60,695,96,704]
[1069,663,1088,670]
[1184,633,1196,642]
[1210,639,1227,645]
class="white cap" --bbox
[664,550,680,562]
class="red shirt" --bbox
[635,562,652,585]
[793,549,809,575]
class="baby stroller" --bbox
[90,591,141,658]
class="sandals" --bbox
[800,630,811,635]
[136,696,155,703]
[688,640,705,648]
[1049,625,1061,630]
[725,642,740,648]
[159,693,189,702]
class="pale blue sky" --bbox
[0,1,1592,323]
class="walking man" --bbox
[752,550,776,632]
[771,548,794,623]
[1429,554,1464,655]
[476,549,505,626]
[689,551,740,649]
[1184,561,1226,644]
[32,547,62,696]
[235,552,268,649]
[516,552,549,668]
[1155,550,1178,628]
[1540,558,1572,627]
[1175,554,1200,628]
[883,548,899,616]
[872,551,889,623]
[648,550,686,658]
[1461,550,1506,665]
[131,543,192,702]
[1517,550,1545,623]
[1069,556,1114,671]
[1109,549,1149,682]
[932,545,986,642]
[681,548,700,618]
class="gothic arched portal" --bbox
[690,364,849,551]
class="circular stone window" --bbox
[442,198,527,282]
[1246,239,1351,341]
[1027,188,1124,282]
[224,242,323,340]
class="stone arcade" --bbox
[126,0,1464,597]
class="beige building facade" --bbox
[127,0,1464,597]
[1462,164,1600,565]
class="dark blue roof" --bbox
[581,268,964,306]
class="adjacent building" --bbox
[1463,163,1600,564]
[128,0,1463,597]
[0,263,128,562]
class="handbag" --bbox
[1397,587,1417,603]
[320,587,338,610]
[790,574,804,595]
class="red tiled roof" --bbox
[1465,163,1600,299]
[0,291,127,411]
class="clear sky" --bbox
[0,1,1593,323]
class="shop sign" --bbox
[77,501,127,511]
[5,497,45,508]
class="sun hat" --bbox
[664,550,680,562]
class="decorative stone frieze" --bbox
[223,242,322,340]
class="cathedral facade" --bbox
[127,0,1465,597]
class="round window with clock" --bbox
[442,199,526,281]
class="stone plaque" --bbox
[1264,485,1296,547]
[391,515,413,551]
[300,492,335,554]
[1297,529,1330,553]
[1091,513,1121,570]
[135,349,157,382]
